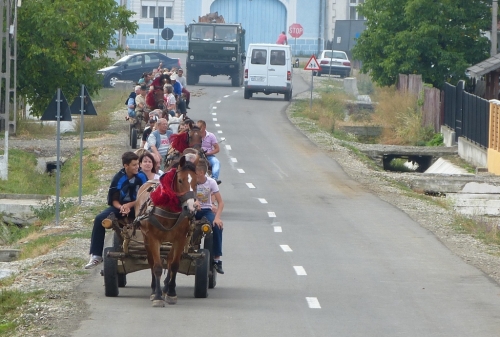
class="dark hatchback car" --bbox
[98,52,181,87]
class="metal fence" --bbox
[443,81,489,148]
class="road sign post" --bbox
[304,55,321,111]
[288,23,303,56]
[161,28,174,56]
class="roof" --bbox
[467,53,500,77]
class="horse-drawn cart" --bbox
[102,217,217,299]
[128,116,146,149]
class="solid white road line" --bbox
[258,198,267,203]
[225,145,231,150]
[237,169,245,173]
[306,297,321,309]
[268,212,276,217]
[246,183,255,189]
[274,226,282,232]
[293,266,307,276]
[280,245,292,252]
[231,158,238,162]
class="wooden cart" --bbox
[102,217,217,298]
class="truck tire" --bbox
[231,72,240,87]
[284,90,292,101]
[187,72,197,86]
[244,89,252,100]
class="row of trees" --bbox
[17,0,137,116]
[352,0,492,88]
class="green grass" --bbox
[0,289,45,335]
[0,148,102,196]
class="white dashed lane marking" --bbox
[237,169,245,173]
[280,245,292,252]
[268,212,276,217]
[294,266,307,275]
[306,297,321,309]
[246,183,255,189]
[216,100,221,103]
[231,158,238,163]
[274,226,282,232]
[258,198,267,204]
[212,106,217,109]
[212,112,217,115]
[215,124,220,127]
[224,95,230,98]
[225,145,231,150]
[233,90,239,93]
[213,118,218,121]
[217,130,223,134]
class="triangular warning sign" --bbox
[70,86,97,116]
[304,55,321,71]
[41,90,72,121]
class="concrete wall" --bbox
[441,125,456,147]
[458,137,487,168]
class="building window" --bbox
[349,0,364,20]
[141,1,174,19]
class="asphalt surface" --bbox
[71,66,500,336]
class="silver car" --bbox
[313,50,351,78]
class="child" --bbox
[84,152,148,269]
[194,159,225,274]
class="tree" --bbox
[17,0,138,116]
[352,0,491,87]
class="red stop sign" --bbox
[288,23,303,38]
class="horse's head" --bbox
[173,155,197,213]
[188,126,203,150]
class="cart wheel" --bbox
[194,249,209,298]
[118,274,127,287]
[204,234,216,289]
[103,247,119,297]
[131,128,138,149]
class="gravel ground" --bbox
[2,71,500,336]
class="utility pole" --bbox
[492,0,498,56]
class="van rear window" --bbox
[270,50,286,65]
[251,49,267,65]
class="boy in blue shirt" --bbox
[85,152,148,269]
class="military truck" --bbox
[185,15,245,87]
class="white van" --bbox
[244,44,293,101]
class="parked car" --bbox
[98,52,181,87]
[313,50,351,78]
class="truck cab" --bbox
[185,23,245,87]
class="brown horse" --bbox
[165,127,203,169]
[134,155,198,307]
[146,89,166,115]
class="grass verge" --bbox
[0,289,45,335]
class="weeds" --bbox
[452,214,500,246]
[31,199,75,221]
[0,289,45,335]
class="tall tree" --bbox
[17,0,138,116]
[352,0,491,87]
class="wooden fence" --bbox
[397,74,442,132]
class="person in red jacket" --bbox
[276,31,288,45]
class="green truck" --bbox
[185,23,246,87]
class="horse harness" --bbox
[133,173,196,233]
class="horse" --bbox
[165,126,203,169]
[146,89,166,117]
[134,155,198,307]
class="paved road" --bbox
[71,70,500,336]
